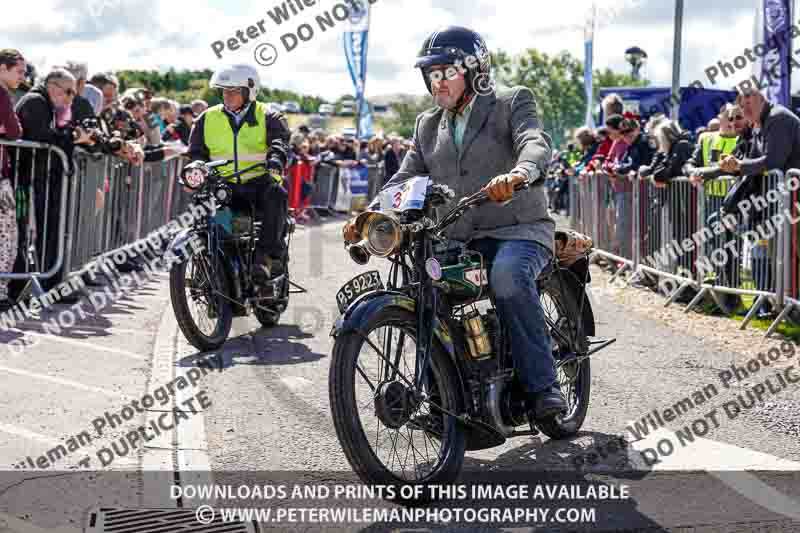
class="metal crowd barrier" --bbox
[306,161,385,215]
[309,162,339,215]
[83,152,187,271]
[0,140,189,305]
[572,169,797,335]
[367,162,385,202]
[0,140,72,298]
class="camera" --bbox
[69,118,124,153]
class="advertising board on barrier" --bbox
[346,166,369,211]
[333,167,352,212]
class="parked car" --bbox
[266,102,284,114]
[339,102,356,116]
[372,104,389,114]
[282,101,301,114]
[341,127,357,139]
[307,114,326,129]
[319,103,335,115]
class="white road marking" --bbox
[0,364,126,398]
[6,328,145,360]
[174,326,215,506]
[281,376,313,391]
[141,306,215,507]
[625,421,800,470]
[0,422,61,446]
[8,322,143,335]
[141,306,179,508]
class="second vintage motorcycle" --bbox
[166,159,300,351]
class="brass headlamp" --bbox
[347,211,404,264]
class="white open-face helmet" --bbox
[209,64,261,102]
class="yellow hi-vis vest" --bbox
[203,102,276,184]
[703,133,738,198]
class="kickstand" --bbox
[289,280,308,294]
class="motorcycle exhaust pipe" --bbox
[349,240,371,265]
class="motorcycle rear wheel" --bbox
[536,273,592,439]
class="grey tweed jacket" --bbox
[376,85,555,252]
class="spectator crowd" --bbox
[0,47,413,309]
[548,89,800,319]
[8,43,795,322]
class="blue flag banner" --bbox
[584,3,596,128]
[343,1,371,138]
[759,0,792,105]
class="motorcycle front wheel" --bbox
[169,251,233,352]
[329,307,465,497]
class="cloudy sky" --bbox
[6,0,795,101]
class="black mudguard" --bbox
[331,290,471,409]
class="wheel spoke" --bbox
[355,364,377,392]
[350,322,450,483]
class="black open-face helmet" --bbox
[415,26,492,101]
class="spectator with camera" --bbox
[122,88,161,145]
[720,88,800,182]
[162,105,194,145]
[59,61,95,123]
[88,72,119,119]
[14,67,95,298]
[0,49,25,309]
[191,99,208,116]
[717,89,800,318]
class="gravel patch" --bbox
[588,265,800,369]
[751,399,800,439]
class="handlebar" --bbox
[434,179,530,232]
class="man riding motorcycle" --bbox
[343,26,567,422]
[188,64,290,282]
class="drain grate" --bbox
[85,507,259,533]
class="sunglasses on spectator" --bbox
[732,114,745,120]
[51,83,76,97]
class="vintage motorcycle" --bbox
[329,177,615,490]
[167,159,299,351]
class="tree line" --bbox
[113,49,645,145]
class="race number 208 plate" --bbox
[336,271,384,314]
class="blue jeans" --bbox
[468,238,556,394]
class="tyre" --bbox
[537,272,592,439]
[329,307,465,496]
[169,251,233,351]
[254,305,282,327]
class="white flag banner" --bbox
[343,0,370,32]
